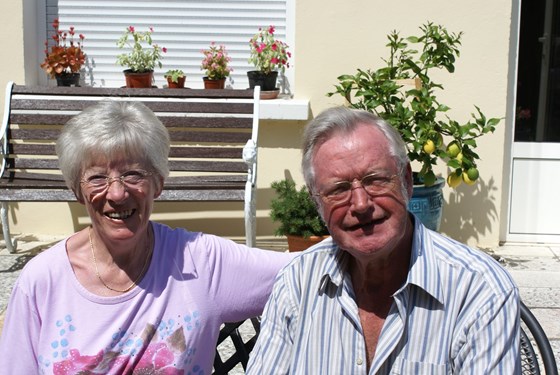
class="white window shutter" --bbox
[49,0,290,90]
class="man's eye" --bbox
[362,175,389,187]
[325,183,350,196]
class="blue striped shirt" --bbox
[247,218,520,374]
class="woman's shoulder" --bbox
[23,238,68,270]
[13,238,70,288]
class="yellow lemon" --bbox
[462,171,476,185]
[423,139,436,154]
[447,173,462,188]
[447,142,461,158]
[456,152,463,164]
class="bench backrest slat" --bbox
[9,113,254,129]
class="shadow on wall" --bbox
[439,177,499,244]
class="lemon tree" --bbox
[328,22,501,188]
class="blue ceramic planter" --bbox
[408,177,445,231]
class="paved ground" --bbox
[1,234,559,371]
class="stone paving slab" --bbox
[491,244,560,367]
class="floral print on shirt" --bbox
[39,312,204,375]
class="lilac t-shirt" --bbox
[0,222,293,374]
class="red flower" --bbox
[41,20,86,78]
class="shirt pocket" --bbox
[390,357,450,374]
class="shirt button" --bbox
[357,358,363,365]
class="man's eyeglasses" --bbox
[80,170,153,195]
[314,173,398,204]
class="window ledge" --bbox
[259,96,310,120]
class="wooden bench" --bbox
[0,82,261,253]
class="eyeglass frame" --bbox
[312,172,400,205]
[79,169,154,195]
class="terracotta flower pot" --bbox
[286,235,330,252]
[203,77,226,89]
[123,70,154,88]
[167,76,186,89]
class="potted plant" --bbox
[116,26,166,88]
[270,178,329,252]
[200,42,232,89]
[164,69,186,88]
[40,18,86,86]
[327,22,501,230]
[248,25,291,92]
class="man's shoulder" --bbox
[276,239,339,283]
[424,230,517,293]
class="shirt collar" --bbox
[405,215,445,304]
[317,240,348,294]
[317,216,445,305]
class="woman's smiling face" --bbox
[79,157,162,245]
[312,124,412,259]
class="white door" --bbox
[509,0,560,243]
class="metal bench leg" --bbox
[244,181,256,248]
[1,202,17,253]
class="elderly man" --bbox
[247,107,520,374]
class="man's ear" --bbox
[404,163,413,199]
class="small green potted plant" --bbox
[248,25,291,92]
[200,42,232,89]
[269,178,329,252]
[164,69,186,88]
[116,26,166,88]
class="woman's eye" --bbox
[87,176,108,185]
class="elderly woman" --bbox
[0,101,292,374]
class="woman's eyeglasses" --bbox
[80,169,153,195]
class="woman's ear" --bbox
[73,189,85,205]
[154,176,164,198]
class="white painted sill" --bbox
[259,96,310,120]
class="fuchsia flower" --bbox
[248,25,291,74]
[200,42,233,80]
[116,26,166,72]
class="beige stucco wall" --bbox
[292,1,514,248]
[1,0,514,248]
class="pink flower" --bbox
[268,25,275,34]
[128,26,135,32]
[134,342,183,374]
[162,47,167,53]
[53,349,107,374]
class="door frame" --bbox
[502,0,560,244]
